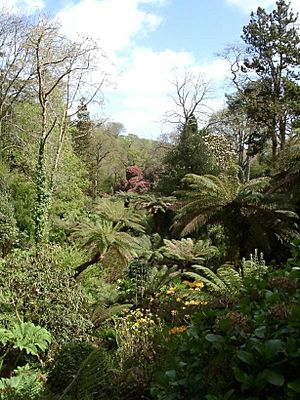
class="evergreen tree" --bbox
[241,0,300,160]
[157,115,217,195]
[72,98,93,162]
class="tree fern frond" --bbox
[174,172,298,259]
[179,213,210,236]
[146,265,180,293]
[59,347,115,399]
[159,238,216,266]
[243,177,270,192]
[185,271,223,293]
[94,197,146,234]
[189,265,228,293]
[91,304,132,325]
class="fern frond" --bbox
[188,265,228,295]
[91,304,132,325]
[59,347,115,399]
[185,271,223,293]
[146,265,180,293]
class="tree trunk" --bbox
[73,251,101,279]
[238,129,245,168]
[271,132,278,162]
[279,116,286,153]
[244,154,251,182]
[34,137,51,244]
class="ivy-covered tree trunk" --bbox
[34,139,51,244]
[29,18,103,243]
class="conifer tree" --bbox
[72,98,93,162]
[241,0,300,160]
[158,115,217,195]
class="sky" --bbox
[2,0,300,139]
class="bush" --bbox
[151,264,300,399]
[0,322,51,400]
[0,245,92,346]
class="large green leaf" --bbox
[260,369,285,387]
[5,322,51,355]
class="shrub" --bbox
[0,246,92,346]
[0,322,51,400]
[151,263,300,399]
[46,341,94,394]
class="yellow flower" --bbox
[184,300,207,306]
[169,325,187,335]
[184,280,204,289]
[166,287,176,295]
[176,297,181,302]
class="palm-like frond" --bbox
[238,177,270,203]
[186,265,229,295]
[186,249,269,298]
[91,303,132,326]
[179,174,238,203]
[145,265,180,294]
[58,346,115,399]
[174,173,299,259]
[128,193,176,214]
[159,238,217,267]
[94,198,146,233]
[72,219,140,266]
[186,264,242,297]
[174,174,239,235]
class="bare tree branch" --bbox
[164,71,214,127]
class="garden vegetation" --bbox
[0,1,300,399]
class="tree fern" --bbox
[174,173,298,260]
[93,197,146,234]
[91,303,132,326]
[159,238,217,269]
[72,219,141,278]
[187,251,269,298]
[144,265,180,295]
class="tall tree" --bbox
[0,12,34,157]
[165,71,213,127]
[72,98,93,162]
[158,115,216,194]
[26,17,105,243]
[241,0,300,160]
[158,72,217,194]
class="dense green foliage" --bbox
[0,2,300,399]
[151,260,300,400]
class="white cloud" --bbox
[105,49,230,138]
[2,0,45,13]
[225,0,300,14]
[2,0,233,139]
[56,0,163,56]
